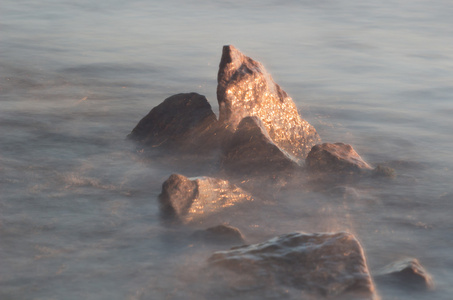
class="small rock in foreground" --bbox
[159,174,253,222]
[192,224,246,245]
[221,116,299,174]
[306,142,373,174]
[375,258,434,290]
[208,231,377,299]
[217,45,320,160]
[128,93,219,153]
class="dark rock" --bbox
[159,174,197,218]
[221,116,299,174]
[328,186,360,200]
[217,45,320,161]
[128,93,219,153]
[192,224,246,245]
[159,174,253,222]
[209,231,376,299]
[375,258,434,290]
[306,142,373,174]
[372,164,396,178]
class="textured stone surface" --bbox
[376,258,434,290]
[159,174,253,221]
[192,224,246,245]
[306,142,373,174]
[217,45,320,160]
[209,231,376,299]
[128,93,219,152]
[221,116,299,174]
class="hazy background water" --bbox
[1,0,453,299]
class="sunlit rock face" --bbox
[209,232,376,299]
[375,258,434,290]
[159,174,253,222]
[217,45,320,161]
[221,116,299,174]
[306,143,373,174]
[192,224,246,245]
[128,93,219,153]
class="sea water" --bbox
[1,0,453,299]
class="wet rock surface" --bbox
[192,224,246,245]
[128,93,219,153]
[375,258,434,290]
[159,174,253,222]
[217,45,320,160]
[221,116,299,174]
[208,231,376,299]
[306,142,373,174]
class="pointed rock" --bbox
[209,231,376,299]
[306,142,373,174]
[128,93,219,153]
[375,258,434,290]
[217,45,320,160]
[221,116,299,174]
[159,174,253,222]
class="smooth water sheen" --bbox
[1,1,453,299]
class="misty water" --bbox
[1,0,453,299]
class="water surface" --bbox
[1,1,453,299]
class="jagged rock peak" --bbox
[217,45,320,160]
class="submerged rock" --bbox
[159,174,253,222]
[221,116,299,174]
[375,258,434,290]
[306,142,373,174]
[128,93,219,153]
[372,164,396,178]
[192,224,246,245]
[209,231,376,299]
[217,45,320,160]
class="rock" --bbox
[159,174,253,222]
[128,93,219,153]
[221,116,299,174]
[217,45,320,161]
[328,186,360,200]
[372,164,396,178]
[192,224,246,245]
[306,143,373,174]
[375,258,434,290]
[209,231,377,299]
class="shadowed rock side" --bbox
[375,258,434,291]
[192,224,246,245]
[209,232,377,299]
[128,93,219,153]
[159,174,253,222]
[217,45,320,160]
[306,143,373,174]
[221,116,299,174]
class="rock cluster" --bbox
[126,45,422,298]
[129,46,321,172]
